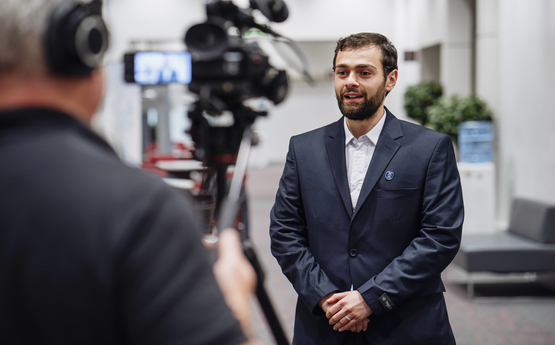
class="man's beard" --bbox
[336,82,387,121]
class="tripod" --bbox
[189,99,290,345]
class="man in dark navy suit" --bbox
[270,32,463,344]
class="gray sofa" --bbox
[452,198,555,297]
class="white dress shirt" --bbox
[344,109,386,210]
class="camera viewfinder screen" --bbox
[134,52,192,85]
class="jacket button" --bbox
[350,249,357,257]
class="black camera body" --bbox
[185,1,288,107]
[188,40,287,106]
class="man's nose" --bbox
[345,72,359,87]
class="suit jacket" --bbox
[270,109,463,345]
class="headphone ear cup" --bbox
[45,1,109,77]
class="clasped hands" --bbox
[319,291,373,333]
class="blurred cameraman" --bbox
[0,1,259,344]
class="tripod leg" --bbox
[243,242,290,345]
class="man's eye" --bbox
[361,71,371,76]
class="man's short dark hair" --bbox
[333,32,398,80]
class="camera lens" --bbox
[185,22,228,61]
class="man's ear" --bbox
[385,70,398,92]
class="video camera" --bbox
[125,0,292,164]
[185,0,288,105]
[185,0,290,166]
[125,1,288,102]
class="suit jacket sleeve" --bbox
[270,137,340,315]
[358,134,464,317]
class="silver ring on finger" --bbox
[344,316,352,322]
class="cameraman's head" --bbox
[0,0,107,124]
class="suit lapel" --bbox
[325,118,353,217]
[353,109,403,218]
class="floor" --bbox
[244,164,555,345]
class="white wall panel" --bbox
[496,0,555,226]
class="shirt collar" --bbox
[344,107,387,147]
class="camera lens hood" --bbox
[185,18,230,61]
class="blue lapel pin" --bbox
[385,171,394,181]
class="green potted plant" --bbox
[403,80,443,126]
[427,95,493,145]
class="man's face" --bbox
[334,46,393,121]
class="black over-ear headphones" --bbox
[45,0,109,77]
